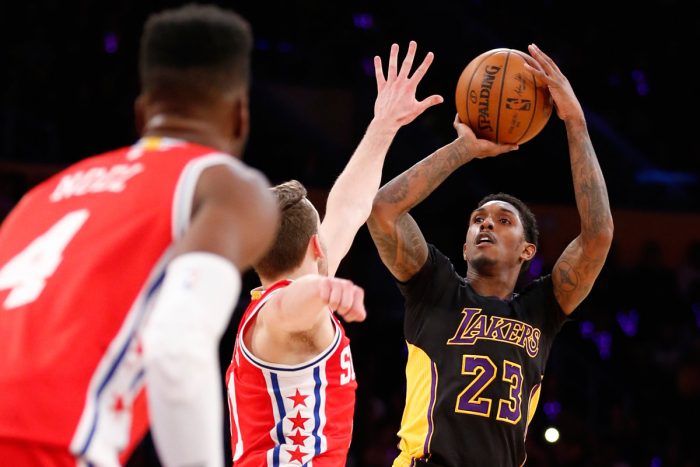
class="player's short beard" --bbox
[469,254,497,272]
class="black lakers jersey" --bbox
[393,244,567,467]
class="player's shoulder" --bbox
[516,274,553,297]
[417,243,463,283]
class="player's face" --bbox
[463,201,527,271]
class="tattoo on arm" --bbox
[553,125,613,314]
[553,245,606,313]
[569,129,612,241]
[553,260,578,293]
[376,140,471,209]
[368,212,427,282]
[370,140,469,281]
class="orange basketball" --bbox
[455,48,553,145]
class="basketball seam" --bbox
[519,50,537,144]
[495,51,510,144]
[465,51,500,132]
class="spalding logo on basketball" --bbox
[456,48,553,145]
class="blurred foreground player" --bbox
[0,4,278,467]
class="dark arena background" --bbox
[2,1,699,465]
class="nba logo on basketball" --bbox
[456,48,553,144]
[505,98,532,111]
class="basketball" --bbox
[455,48,553,145]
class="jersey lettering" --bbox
[0,210,89,309]
[447,308,541,357]
[454,354,524,425]
[340,345,355,385]
[50,163,144,202]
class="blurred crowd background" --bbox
[2,0,698,465]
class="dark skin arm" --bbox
[368,117,517,282]
[525,44,614,315]
[176,160,279,273]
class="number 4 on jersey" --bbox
[0,210,89,310]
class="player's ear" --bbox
[229,91,249,156]
[310,234,324,259]
[521,242,536,262]
[134,94,146,136]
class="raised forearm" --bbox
[325,118,398,227]
[566,119,613,242]
[374,138,472,215]
[551,119,614,314]
[368,138,472,281]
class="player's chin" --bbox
[470,252,499,269]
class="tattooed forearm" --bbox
[376,140,472,211]
[393,215,428,277]
[368,211,428,282]
[553,245,606,312]
[369,139,469,281]
[567,124,613,239]
[552,123,614,314]
[367,218,398,269]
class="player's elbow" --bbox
[369,200,405,244]
[370,192,397,227]
[583,220,614,258]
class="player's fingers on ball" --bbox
[530,43,558,73]
[523,62,547,82]
[521,52,542,71]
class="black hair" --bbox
[139,3,252,101]
[477,192,539,272]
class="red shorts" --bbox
[0,438,77,467]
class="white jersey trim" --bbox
[227,370,245,462]
[171,152,240,241]
[69,248,173,466]
[237,287,342,372]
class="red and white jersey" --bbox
[226,280,357,467]
[0,137,241,466]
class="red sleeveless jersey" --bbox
[226,280,357,467]
[0,137,240,465]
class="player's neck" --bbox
[259,261,319,289]
[142,113,231,153]
[466,269,517,300]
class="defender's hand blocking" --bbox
[319,277,366,323]
[373,41,444,131]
